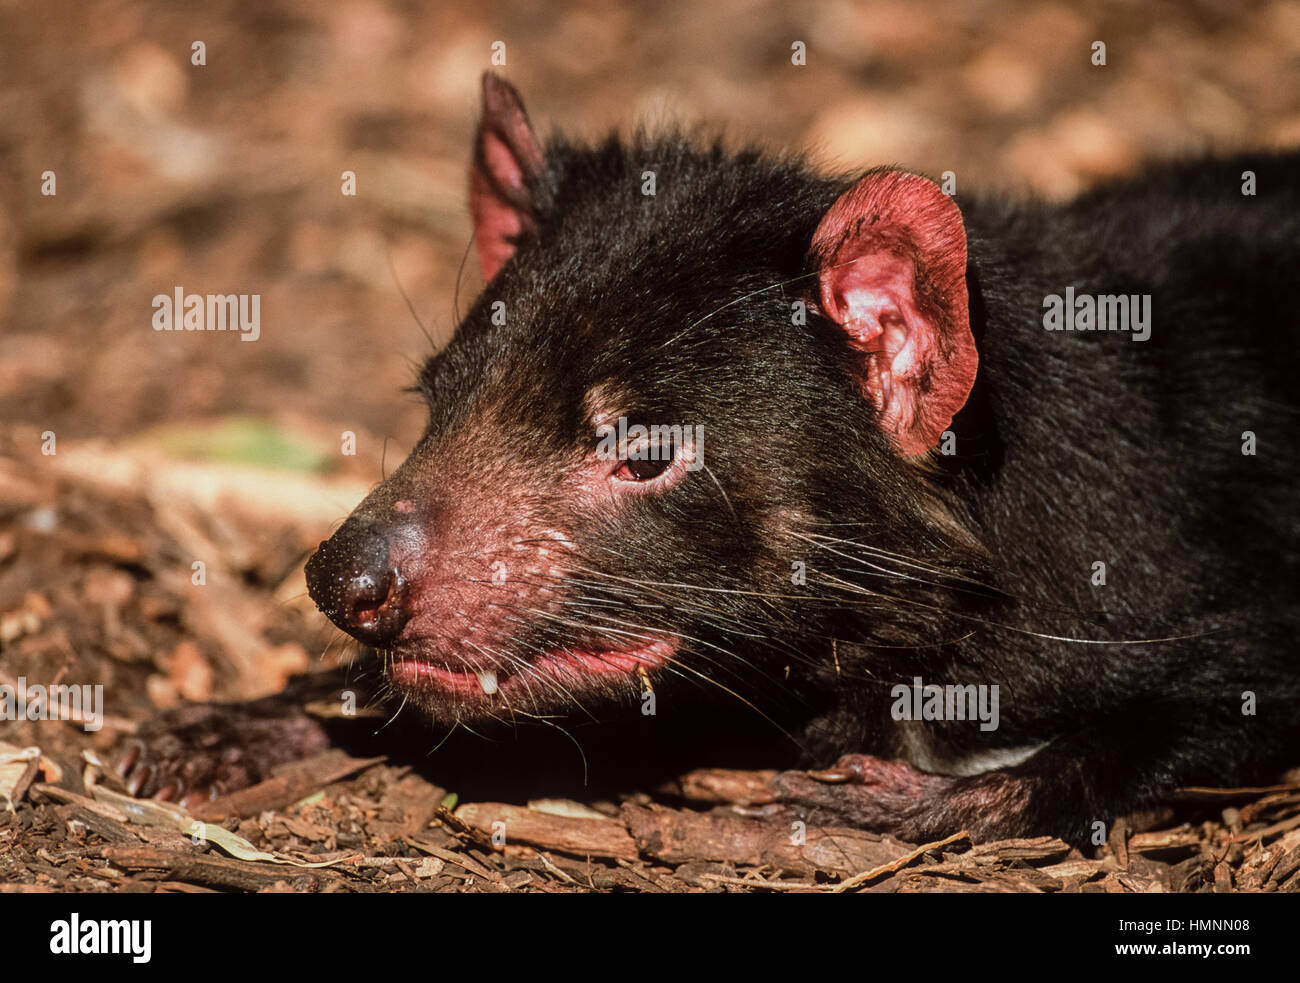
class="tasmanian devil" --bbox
[119,73,1300,846]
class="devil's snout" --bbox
[305,517,411,647]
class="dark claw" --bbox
[180,785,219,809]
[115,742,141,777]
[127,764,154,798]
[112,694,333,803]
[805,767,854,783]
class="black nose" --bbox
[305,518,409,647]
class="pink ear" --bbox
[470,73,545,282]
[810,170,977,457]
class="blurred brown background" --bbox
[1,0,1299,710]
[1,0,1297,459]
[1,2,1299,894]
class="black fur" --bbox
[129,99,1300,845]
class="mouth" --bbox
[385,637,677,706]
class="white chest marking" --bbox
[895,720,1048,777]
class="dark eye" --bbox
[615,454,672,482]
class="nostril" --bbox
[346,570,396,627]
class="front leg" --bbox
[762,753,1030,842]
[763,685,1294,846]
[114,668,379,806]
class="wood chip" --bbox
[622,803,909,878]
[834,830,973,891]
[190,750,384,821]
[1129,828,1201,858]
[455,802,639,861]
[97,846,351,892]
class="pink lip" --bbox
[388,638,676,699]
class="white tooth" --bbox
[477,670,499,695]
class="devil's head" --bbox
[305,74,982,730]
